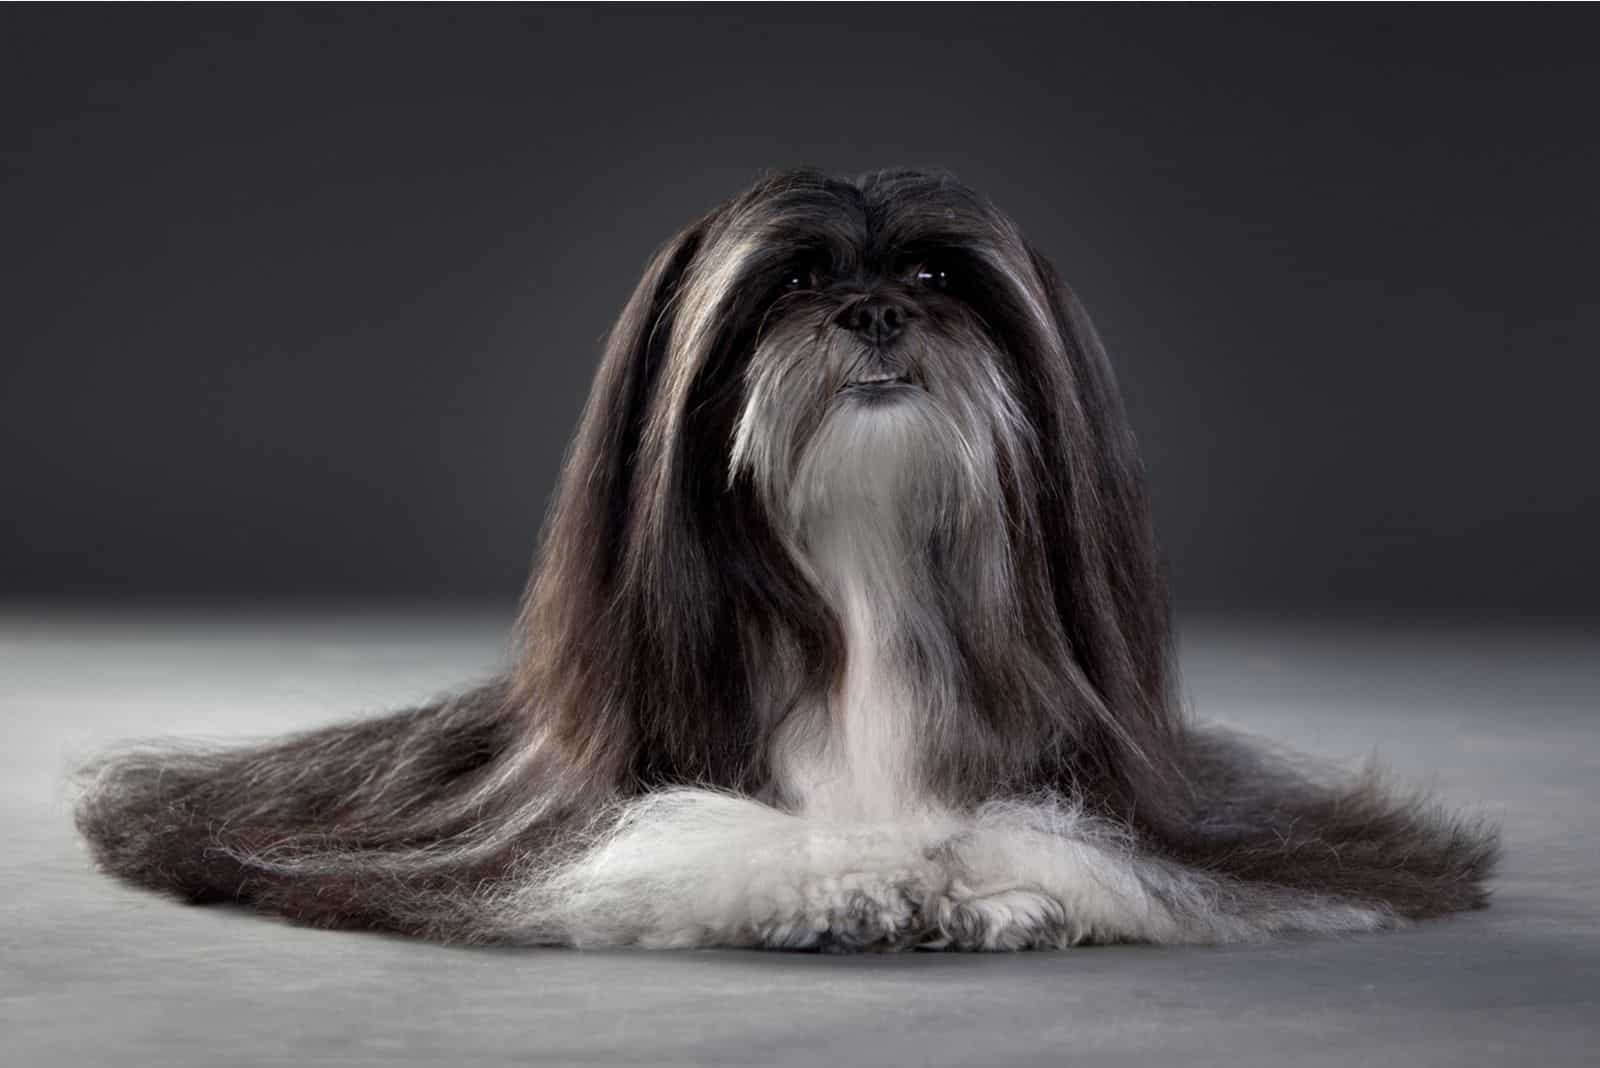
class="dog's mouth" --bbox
[839,372,914,393]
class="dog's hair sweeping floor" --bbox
[75,168,1498,950]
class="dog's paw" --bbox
[926,884,1073,951]
[757,870,934,952]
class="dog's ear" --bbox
[525,216,709,607]
[1021,245,1178,783]
[512,215,713,775]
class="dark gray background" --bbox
[6,7,1597,618]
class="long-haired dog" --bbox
[76,168,1497,950]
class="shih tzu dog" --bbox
[76,168,1497,951]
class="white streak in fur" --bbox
[773,393,965,822]
[777,567,923,822]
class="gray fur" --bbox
[74,168,1498,948]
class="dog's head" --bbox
[650,170,1059,544]
[519,168,1177,806]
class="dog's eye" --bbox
[911,264,951,291]
[781,267,817,291]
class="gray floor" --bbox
[2,607,1596,1067]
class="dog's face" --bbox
[662,171,1044,549]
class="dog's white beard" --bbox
[498,397,1394,949]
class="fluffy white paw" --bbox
[756,870,934,952]
[927,884,1073,951]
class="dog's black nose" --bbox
[838,297,907,347]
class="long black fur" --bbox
[75,168,1497,943]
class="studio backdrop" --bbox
[4,7,1595,619]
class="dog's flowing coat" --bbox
[76,169,1497,950]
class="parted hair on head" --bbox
[75,168,1497,950]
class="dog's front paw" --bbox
[927,884,1073,951]
[757,870,934,952]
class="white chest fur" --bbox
[769,395,963,822]
[774,565,925,821]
